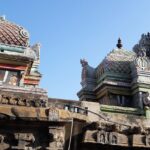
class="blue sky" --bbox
[1,0,150,100]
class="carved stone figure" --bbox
[17,98,26,106]
[8,74,18,86]
[97,131,106,144]
[143,92,150,107]
[48,127,65,149]
[1,95,9,104]
[0,134,9,150]
[109,133,118,145]
[9,97,17,105]
[80,59,88,81]
[133,44,147,58]
[100,134,105,144]
[97,130,118,145]
[0,93,48,108]
[19,71,25,87]
[48,107,59,121]
[31,43,40,60]
[80,59,96,91]
[34,99,46,107]
[12,133,35,149]
[133,33,150,58]
[0,134,4,143]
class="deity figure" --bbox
[11,133,35,149]
[80,59,88,81]
[19,71,25,87]
[31,43,40,60]
[8,74,18,86]
[143,92,150,107]
[100,134,105,143]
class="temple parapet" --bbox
[0,84,48,107]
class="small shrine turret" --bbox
[0,16,48,107]
[0,16,42,87]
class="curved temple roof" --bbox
[96,48,135,79]
[0,16,29,47]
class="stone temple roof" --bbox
[0,16,29,47]
[96,48,135,78]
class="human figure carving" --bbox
[112,135,117,144]
[0,135,4,143]
[31,43,40,60]
[100,134,105,144]
[17,98,26,106]
[13,133,35,149]
[9,97,17,105]
[0,134,9,149]
[143,92,150,107]
[80,59,88,81]
[48,128,64,148]
[8,74,18,86]
[1,95,9,104]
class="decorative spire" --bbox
[116,38,123,49]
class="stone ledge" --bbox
[0,105,88,122]
[100,105,144,115]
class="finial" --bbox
[0,15,6,21]
[116,38,123,49]
[80,59,88,67]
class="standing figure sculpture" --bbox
[143,92,150,107]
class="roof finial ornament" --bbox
[0,15,6,21]
[80,59,88,67]
[116,38,123,49]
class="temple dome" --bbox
[96,48,135,79]
[0,16,29,47]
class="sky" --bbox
[1,0,150,100]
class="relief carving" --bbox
[35,99,46,107]
[97,130,118,145]
[48,107,59,121]
[80,59,88,81]
[143,92,150,107]
[0,94,46,107]
[17,98,26,106]
[48,127,65,149]
[97,131,107,144]
[8,75,18,86]
[0,134,9,150]
[109,132,118,145]
[12,133,35,149]
[9,97,18,105]
[1,95,9,104]
[133,33,150,71]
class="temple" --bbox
[0,16,150,150]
